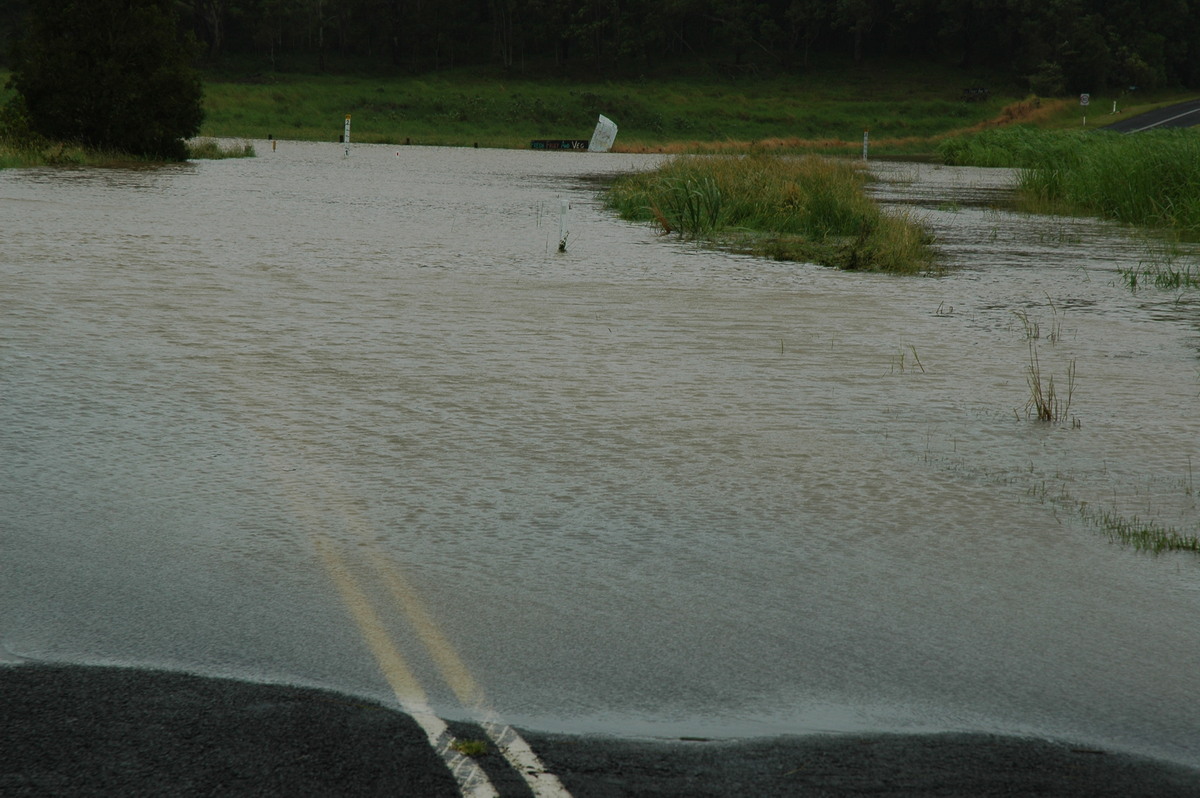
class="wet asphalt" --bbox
[1101,97,1200,132]
[3,663,1200,797]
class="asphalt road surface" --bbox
[4,663,1200,797]
[1102,98,1200,132]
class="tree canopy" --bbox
[168,0,1199,91]
[7,0,205,160]
[3,1,1198,97]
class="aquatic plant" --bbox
[1118,239,1200,291]
[890,345,926,374]
[1120,262,1200,291]
[1025,343,1075,424]
[1013,309,1040,340]
[606,154,935,273]
[1085,509,1200,554]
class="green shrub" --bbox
[9,0,204,161]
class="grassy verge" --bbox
[939,124,1200,238]
[937,125,1089,168]
[606,154,934,273]
[0,137,255,168]
[194,62,1025,155]
[1020,129,1200,237]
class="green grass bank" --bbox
[0,135,254,169]
[607,154,933,273]
[939,125,1200,238]
[4,62,1192,160]
[193,62,1032,154]
[189,65,1198,155]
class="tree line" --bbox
[3,0,1199,92]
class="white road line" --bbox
[315,536,499,798]
[480,717,574,798]
[269,455,572,798]
[1128,105,1200,133]
[231,390,566,796]
[370,551,574,798]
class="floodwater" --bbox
[2,143,1198,768]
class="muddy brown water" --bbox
[2,144,1198,767]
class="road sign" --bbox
[1080,93,1090,106]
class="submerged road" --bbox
[1102,97,1200,132]
[5,145,1200,795]
[4,663,1200,796]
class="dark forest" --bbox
[3,0,1198,91]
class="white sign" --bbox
[1080,93,1090,106]
[588,115,617,153]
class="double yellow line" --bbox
[274,457,569,798]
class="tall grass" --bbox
[606,154,934,273]
[1024,342,1075,423]
[939,125,1200,237]
[1020,129,1200,237]
[937,125,1089,168]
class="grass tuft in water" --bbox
[1025,343,1075,424]
[1086,509,1200,554]
[1118,238,1200,291]
[1120,262,1200,291]
[607,154,934,273]
[186,138,256,159]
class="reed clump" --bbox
[1024,343,1075,423]
[606,154,934,273]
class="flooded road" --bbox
[2,143,1198,768]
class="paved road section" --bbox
[5,664,1200,797]
[1102,98,1200,132]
